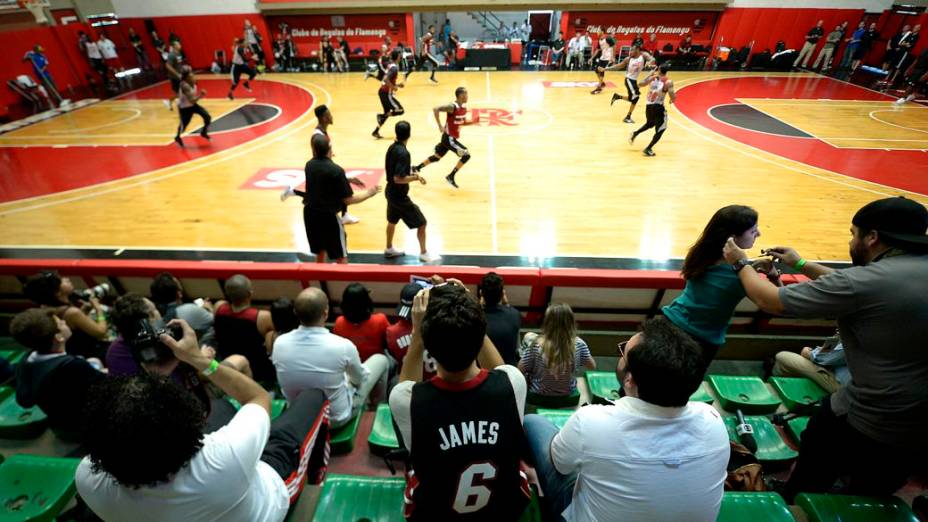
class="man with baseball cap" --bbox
[386,283,439,381]
[722,196,928,499]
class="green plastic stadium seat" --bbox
[584,371,620,405]
[368,403,400,454]
[717,492,795,522]
[312,474,406,522]
[723,415,797,462]
[0,338,21,351]
[708,375,781,414]
[330,412,363,455]
[690,382,714,403]
[785,416,810,445]
[312,474,542,522]
[0,350,26,365]
[795,493,918,522]
[227,398,287,419]
[0,386,47,439]
[527,389,580,409]
[536,408,575,430]
[0,454,80,522]
[769,377,828,412]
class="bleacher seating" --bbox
[708,375,782,414]
[785,416,810,445]
[330,413,363,455]
[227,397,288,419]
[0,454,80,522]
[0,387,47,439]
[526,389,580,409]
[717,492,794,522]
[723,415,797,462]
[768,377,828,412]
[794,493,918,522]
[367,403,400,454]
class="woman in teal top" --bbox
[663,205,780,363]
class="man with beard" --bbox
[723,196,928,501]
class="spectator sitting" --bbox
[645,33,660,57]
[389,281,532,519]
[214,275,276,385]
[678,34,694,64]
[566,33,582,70]
[149,272,215,345]
[662,205,778,364]
[107,293,250,432]
[723,196,928,500]
[77,319,329,522]
[524,317,729,521]
[271,288,388,428]
[333,283,390,363]
[267,297,299,353]
[10,308,105,438]
[479,272,522,366]
[23,271,110,360]
[518,303,595,399]
[551,32,566,69]
[773,334,848,394]
[386,283,439,383]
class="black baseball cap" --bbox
[396,283,421,319]
[852,196,928,246]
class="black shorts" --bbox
[170,77,181,93]
[645,104,668,132]
[231,63,256,86]
[434,133,467,157]
[596,59,610,71]
[624,77,641,102]
[379,90,403,114]
[387,196,426,228]
[303,207,347,260]
[908,68,928,87]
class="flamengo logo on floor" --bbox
[471,108,521,126]
[542,81,617,88]
[240,168,385,190]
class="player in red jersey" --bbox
[414,86,479,189]
[372,49,406,139]
[407,25,439,84]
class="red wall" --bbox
[712,8,864,56]
[115,14,275,70]
[264,13,412,57]
[0,22,96,111]
[562,11,719,48]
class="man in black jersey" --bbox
[373,49,405,139]
[383,121,439,264]
[389,282,531,521]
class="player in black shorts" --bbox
[373,50,405,139]
[415,86,478,188]
[383,121,439,264]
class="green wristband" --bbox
[202,359,220,376]
[794,258,807,270]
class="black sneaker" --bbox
[200,129,210,140]
[372,129,382,139]
[174,136,185,148]
[429,77,438,84]
[590,87,603,95]
[611,93,622,106]
[227,93,234,100]
[445,174,458,188]
[643,148,655,157]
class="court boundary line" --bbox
[868,109,928,136]
[673,73,928,198]
[0,78,326,215]
[48,107,142,134]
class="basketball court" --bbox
[1,70,926,265]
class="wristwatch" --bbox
[732,258,752,273]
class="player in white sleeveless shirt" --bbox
[174,69,212,148]
[590,35,616,95]
[629,63,675,157]
[602,45,656,123]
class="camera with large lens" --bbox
[77,283,111,300]
[129,318,182,365]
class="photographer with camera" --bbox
[77,318,330,522]
[10,308,105,439]
[23,271,111,361]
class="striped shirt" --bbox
[518,337,593,396]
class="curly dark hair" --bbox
[83,373,205,489]
[422,284,486,372]
[111,293,151,341]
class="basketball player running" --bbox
[174,69,211,148]
[228,38,257,100]
[415,86,478,189]
[373,50,405,139]
[603,45,656,123]
[629,63,676,157]
[163,41,184,110]
[590,35,616,94]
[407,25,439,84]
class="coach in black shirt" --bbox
[383,121,439,263]
[304,134,380,263]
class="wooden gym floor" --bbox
[0,70,926,265]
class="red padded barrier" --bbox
[712,7,866,58]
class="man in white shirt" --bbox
[272,287,388,428]
[389,281,532,520]
[524,317,729,522]
[76,319,329,522]
[577,31,593,69]
[566,35,582,70]
[97,33,118,70]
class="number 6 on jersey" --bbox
[452,462,498,514]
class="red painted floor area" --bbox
[674,76,928,195]
[0,79,314,203]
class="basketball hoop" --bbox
[18,0,49,24]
